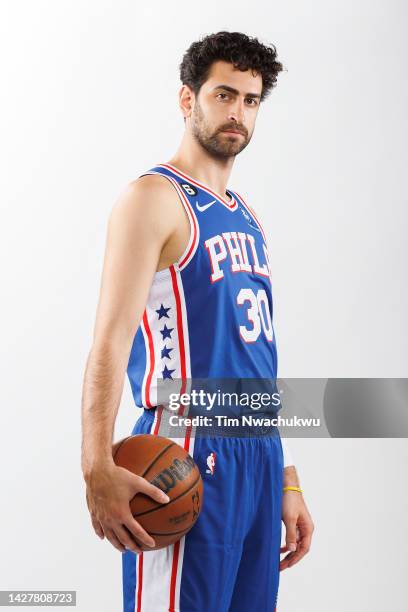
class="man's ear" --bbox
[179,84,195,119]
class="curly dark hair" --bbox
[179,31,283,102]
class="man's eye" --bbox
[216,93,229,100]
[245,98,258,106]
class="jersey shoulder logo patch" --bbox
[239,206,261,232]
[180,182,198,196]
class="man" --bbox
[81,31,314,612]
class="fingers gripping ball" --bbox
[113,434,203,551]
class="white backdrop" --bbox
[0,1,407,610]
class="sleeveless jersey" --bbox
[126,163,278,410]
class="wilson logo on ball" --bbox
[150,455,196,494]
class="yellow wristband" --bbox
[283,486,303,493]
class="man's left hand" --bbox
[280,475,314,571]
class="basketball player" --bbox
[81,31,314,611]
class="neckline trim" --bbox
[158,163,238,211]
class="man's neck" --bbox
[168,133,235,199]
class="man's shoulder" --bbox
[109,171,181,234]
[115,171,181,214]
[127,171,180,199]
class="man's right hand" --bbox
[85,461,170,554]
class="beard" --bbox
[191,100,251,159]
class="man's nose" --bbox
[227,99,245,125]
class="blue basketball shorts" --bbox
[122,408,284,612]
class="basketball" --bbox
[112,434,203,551]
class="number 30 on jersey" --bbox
[237,288,273,343]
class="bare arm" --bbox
[81,175,182,553]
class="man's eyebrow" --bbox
[213,85,262,99]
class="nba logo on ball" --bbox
[206,452,216,475]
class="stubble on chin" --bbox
[193,125,250,159]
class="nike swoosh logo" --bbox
[196,199,217,212]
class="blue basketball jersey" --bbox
[126,162,278,410]
[122,163,286,612]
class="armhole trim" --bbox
[140,171,200,275]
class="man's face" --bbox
[189,60,262,159]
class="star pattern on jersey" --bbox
[162,364,176,380]
[156,303,176,380]
[160,324,174,340]
[161,345,173,360]
[156,303,171,319]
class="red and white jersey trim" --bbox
[158,163,239,211]
[141,170,200,272]
[132,363,197,611]
[140,264,192,411]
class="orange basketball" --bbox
[112,434,203,551]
